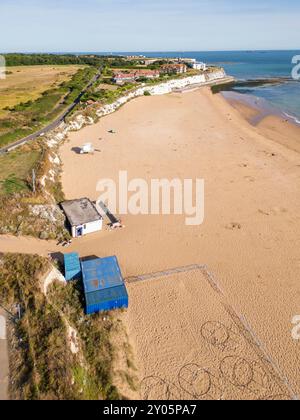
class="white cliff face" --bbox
[40,70,227,194]
[95,70,226,119]
[27,68,230,207]
[48,69,227,143]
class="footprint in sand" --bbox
[260,150,277,157]
[258,209,270,216]
[258,207,288,216]
[244,176,255,182]
[225,222,242,230]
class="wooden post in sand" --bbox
[32,169,36,194]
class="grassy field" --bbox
[0,65,97,148]
[0,65,84,117]
[0,146,41,195]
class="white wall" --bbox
[83,219,103,235]
[65,69,227,132]
[72,219,103,237]
[0,316,6,340]
[95,70,226,119]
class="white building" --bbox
[61,198,103,238]
[192,62,207,71]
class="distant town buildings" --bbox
[112,59,208,85]
[160,63,188,75]
[192,62,207,71]
[112,72,137,85]
[112,69,160,85]
[143,59,161,66]
[135,69,160,79]
[180,58,197,64]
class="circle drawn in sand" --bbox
[140,376,170,400]
[220,356,253,388]
[201,321,230,348]
[178,364,212,398]
[263,394,291,401]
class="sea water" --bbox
[95,50,300,122]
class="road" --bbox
[0,309,8,400]
[0,67,102,155]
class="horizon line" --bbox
[1,48,300,55]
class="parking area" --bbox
[0,310,8,400]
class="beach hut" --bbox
[64,252,82,281]
[61,198,103,238]
[81,256,128,314]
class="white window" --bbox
[0,315,6,340]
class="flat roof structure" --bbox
[81,256,128,314]
[61,198,102,227]
[64,252,82,281]
[82,256,124,292]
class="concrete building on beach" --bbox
[61,198,103,238]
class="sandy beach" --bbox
[1,86,300,399]
[227,96,300,154]
[58,87,300,399]
[125,269,293,400]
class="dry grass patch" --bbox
[0,253,137,400]
[0,146,41,195]
[0,65,85,117]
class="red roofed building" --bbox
[112,72,137,85]
[112,69,160,85]
[134,69,160,79]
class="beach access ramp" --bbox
[97,201,122,228]
[0,311,8,400]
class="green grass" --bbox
[48,280,132,400]
[0,66,99,148]
[1,176,28,195]
[81,81,137,105]
[0,148,41,195]
[0,253,135,400]
[0,254,77,400]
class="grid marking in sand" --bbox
[125,264,224,295]
[125,265,298,400]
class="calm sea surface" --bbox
[86,50,300,121]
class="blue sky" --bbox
[0,0,299,52]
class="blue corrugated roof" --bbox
[81,256,124,293]
[85,284,128,306]
[64,253,80,269]
[64,253,81,281]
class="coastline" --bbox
[56,86,300,398]
[1,83,300,399]
[221,91,300,154]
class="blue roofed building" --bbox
[64,252,82,281]
[81,256,128,314]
